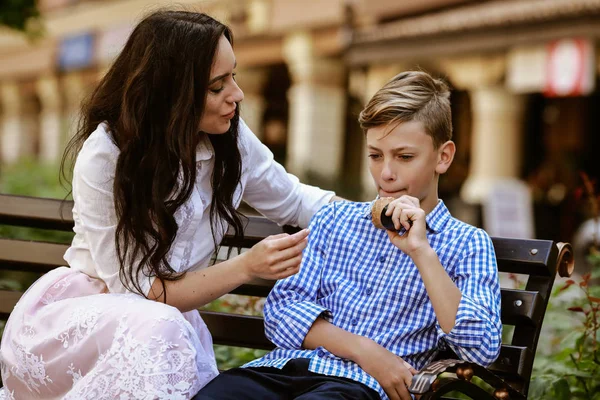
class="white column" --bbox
[247,0,270,34]
[236,67,268,139]
[37,76,62,164]
[442,55,526,204]
[0,82,25,164]
[462,87,526,202]
[62,72,85,139]
[283,31,346,183]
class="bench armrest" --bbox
[408,359,526,400]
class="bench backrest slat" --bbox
[0,194,73,231]
[500,289,544,327]
[0,239,69,273]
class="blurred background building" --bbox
[1,0,600,246]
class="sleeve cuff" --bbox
[436,295,486,347]
[271,301,331,349]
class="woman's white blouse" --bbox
[63,119,335,295]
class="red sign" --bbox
[545,38,595,97]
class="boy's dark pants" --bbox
[193,358,380,399]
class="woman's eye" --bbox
[210,87,224,94]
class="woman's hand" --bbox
[240,229,309,280]
[355,338,417,400]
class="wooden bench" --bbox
[0,194,574,399]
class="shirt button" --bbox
[378,255,386,263]
[365,288,373,295]
[317,350,325,357]
[351,318,358,326]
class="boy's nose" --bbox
[381,165,396,181]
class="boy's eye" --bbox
[368,154,381,160]
[398,154,413,160]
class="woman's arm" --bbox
[148,229,309,312]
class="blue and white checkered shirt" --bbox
[244,200,502,399]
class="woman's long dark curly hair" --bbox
[60,11,245,300]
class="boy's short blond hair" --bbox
[358,71,452,149]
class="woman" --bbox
[0,11,337,400]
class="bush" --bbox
[529,173,600,399]
[529,266,600,399]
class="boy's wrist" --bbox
[351,336,377,364]
[409,245,437,265]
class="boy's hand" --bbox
[356,338,417,400]
[384,195,430,257]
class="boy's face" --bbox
[366,120,454,214]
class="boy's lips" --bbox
[380,189,405,197]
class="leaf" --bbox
[559,331,583,350]
[568,307,585,313]
[560,280,576,292]
[528,377,550,398]
[549,363,593,378]
[552,378,572,400]
[576,360,598,372]
[583,272,592,282]
[589,296,600,303]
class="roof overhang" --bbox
[348,0,600,66]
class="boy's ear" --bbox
[435,140,455,174]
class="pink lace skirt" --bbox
[0,267,219,400]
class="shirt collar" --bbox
[196,135,214,161]
[426,200,451,233]
[361,198,450,234]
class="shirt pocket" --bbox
[387,265,429,308]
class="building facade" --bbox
[1,0,599,242]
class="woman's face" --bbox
[199,35,244,134]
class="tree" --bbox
[0,0,40,33]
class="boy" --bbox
[196,71,502,400]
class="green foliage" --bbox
[0,0,40,35]
[214,346,268,370]
[530,266,600,399]
[0,158,70,199]
[530,173,600,399]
